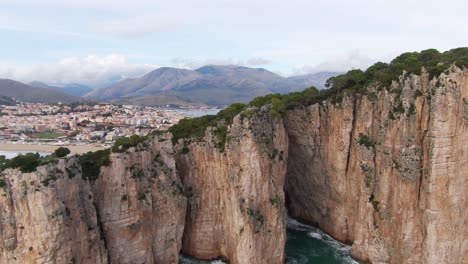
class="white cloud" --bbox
[246,57,272,66]
[293,50,380,75]
[0,54,155,88]
[170,57,272,69]
[170,57,239,69]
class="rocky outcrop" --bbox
[285,68,467,263]
[175,109,288,264]
[93,136,186,264]
[0,135,186,264]
[0,158,108,264]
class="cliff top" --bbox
[168,47,468,145]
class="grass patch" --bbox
[32,132,64,139]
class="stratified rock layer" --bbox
[285,68,467,263]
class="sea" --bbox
[176,108,221,117]
[0,150,50,159]
[180,218,359,264]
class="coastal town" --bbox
[0,102,216,152]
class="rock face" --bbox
[0,158,108,264]
[93,136,186,264]
[285,68,468,263]
[0,68,466,264]
[0,135,186,264]
[175,110,288,264]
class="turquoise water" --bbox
[180,218,358,264]
[285,218,358,264]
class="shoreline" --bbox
[0,143,108,154]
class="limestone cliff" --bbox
[0,158,108,264]
[0,135,186,264]
[175,108,288,264]
[93,136,186,263]
[285,67,467,263]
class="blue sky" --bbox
[0,0,467,87]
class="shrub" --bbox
[112,135,148,153]
[137,192,146,201]
[54,147,71,158]
[169,103,246,145]
[78,149,111,181]
[269,196,280,207]
[357,134,375,149]
[369,193,380,212]
[407,103,416,117]
[6,153,41,173]
[246,208,264,224]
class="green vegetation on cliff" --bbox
[169,103,246,144]
[112,135,149,153]
[79,149,111,181]
[325,48,468,92]
[168,48,468,147]
[0,147,72,173]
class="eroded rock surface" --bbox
[0,158,108,264]
[176,109,288,264]
[285,68,467,263]
[93,136,186,264]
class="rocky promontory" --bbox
[1,49,467,263]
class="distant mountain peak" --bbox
[86,65,340,106]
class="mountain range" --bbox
[29,81,93,97]
[0,79,81,103]
[85,65,339,105]
[0,66,338,106]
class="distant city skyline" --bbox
[0,0,467,87]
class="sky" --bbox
[0,0,467,87]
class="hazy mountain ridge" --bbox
[0,79,82,103]
[0,95,17,106]
[86,65,339,105]
[29,81,93,97]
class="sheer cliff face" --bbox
[175,110,288,264]
[285,68,468,264]
[93,136,186,264]
[0,159,108,264]
[0,135,186,264]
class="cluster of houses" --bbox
[0,103,189,145]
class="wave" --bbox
[179,255,226,264]
[286,217,359,264]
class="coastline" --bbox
[0,143,108,154]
